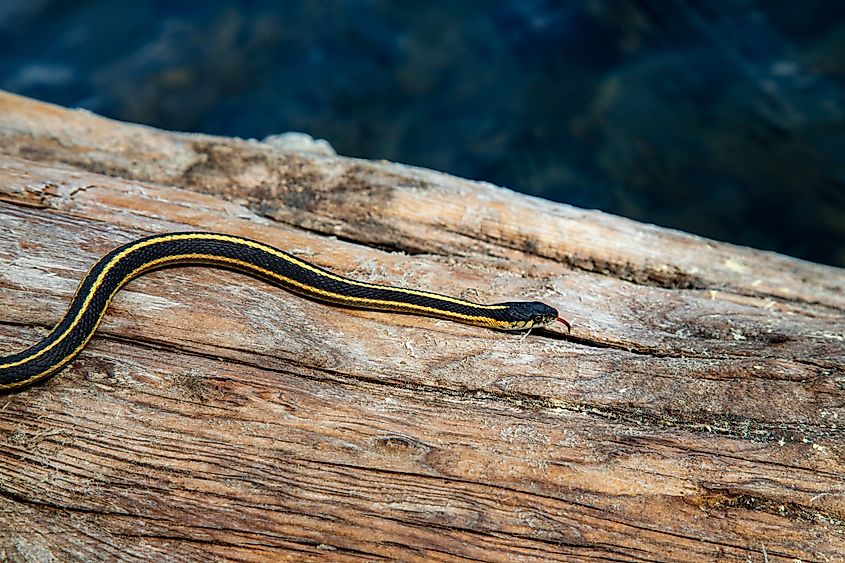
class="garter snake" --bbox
[0,232,569,391]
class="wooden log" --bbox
[0,90,843,561]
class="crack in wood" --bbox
[691,487,845,529]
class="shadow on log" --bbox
[0,90,843,561]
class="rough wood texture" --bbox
[0,90,843,562]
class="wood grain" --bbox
[0,90,843,562]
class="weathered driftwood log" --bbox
[0,90,843,561]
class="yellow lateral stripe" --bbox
[4,262,149,387]
[9,250,511,387]
[1,236,165,369]
[166,233,508,309]
[123,252,513,327]
[2,236,512,370]
[1,235,187,369]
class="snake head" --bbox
[499,301,562,331]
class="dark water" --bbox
[2,0,844,267]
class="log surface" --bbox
[0,90,843,562]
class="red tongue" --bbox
[556,317,572,333]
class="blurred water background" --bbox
[1,0,843,267]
